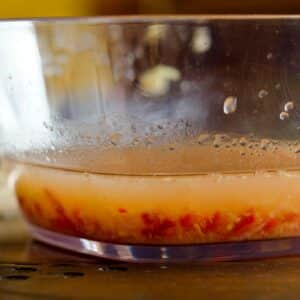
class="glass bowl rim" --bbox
[1,14,300,24]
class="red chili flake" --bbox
[90,219,102,235]
[118,208,127,213]
[230,213,255,236]
[179,214,194,230]
[141,213,175,239]
[202,212,222,234]
[44,189,63,213]
[51,215,75,234]
[262,218,278,233]
[44,189,77,234]
[72,209,85,234]
[283,212,300,223]
[141,213,152,225]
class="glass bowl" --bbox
[2,15,300,262]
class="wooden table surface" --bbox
[1,218,300,299]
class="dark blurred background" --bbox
[2,0,300,18]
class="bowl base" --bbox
[30,224,300,263]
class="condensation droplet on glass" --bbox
[223,96,237,114]
[266,52,273,60]
[284,101,294,112]
[197,133,210,144]
[213,134,225,148]
[192,26,212,54]
[279,111,289,120]
[258,89,269,99]
[260,139,270,150]
[139,64,181,97]
[275,83,281,90]
[239,137,247,146]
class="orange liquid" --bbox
[13,162,300,245]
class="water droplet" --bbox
[239,137,247,146]
[46,156,51,162]
[223,96,237,114]
[192,26,212,54]
[139,64,181,97]
[258,89,269,99]
[110,133,122,145]
[197,133,210,144]
[266,52,273,60]
[50,144,56,151]
[284,101,294,112]
[275,83,281,89]
[279,111,289,120]
[213,134,226,148]
[260,139,270,150]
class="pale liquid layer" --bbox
[12,162,300,244]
